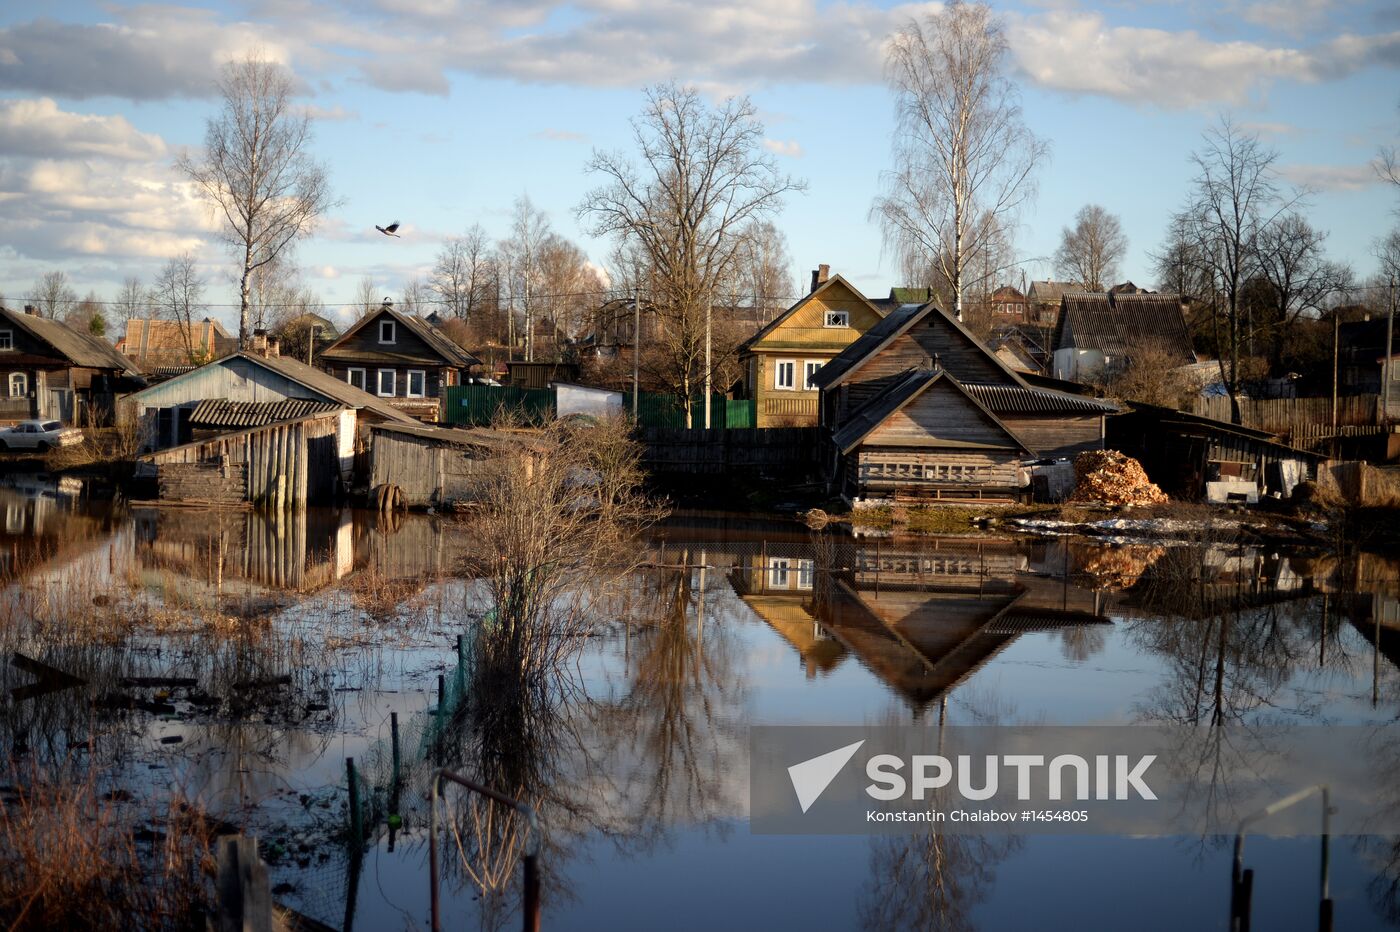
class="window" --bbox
[406,370,426,398]
[803,360,824,391]
[347,368,366,391]
[378,319,396,344]
[768,558,791,588]
[376,369,396,397]
[824,310,849,328]
[0,331,12,351]
[797,559,814,590]
[774,359,796,390]
[8,373,25,398]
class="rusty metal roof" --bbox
[1052,292,1194,362]
[962,382,1119,414]
[188,398,343,429]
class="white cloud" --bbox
[1008,11,1400,108]
[0,98,167,161]
[301,104,359,121]
[763,138,804,158]
[1279,162,1380,191]
[534,129,589,142]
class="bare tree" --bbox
[148,254,208,364]
[733,220,794,325]
[871,2,1047,321]
[580,82,804,426]
[27,271,78,320]
[1377,101,1400,208]
[538,233,604,351]
[1253,213,1350,371]
[64,290,107,337]
[433,225,497,322]
[347,276,382,320]
[179,52,334,349]
[498,196,552,361]
[1055,204,1127,291]
[115,276,146,324]
[400,277,429,317]
[1170,117,1298,424]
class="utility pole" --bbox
[1331,311,1340,459]
[703,295,712,429]
[1386,274,1396,427]
[632,286,641,421]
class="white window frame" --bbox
[406,369,426,398]
[8,373,26,398]
[773,358,796,391]
[378,319,396,344]
[797,559,814,590]
[802,359,824,391]
[768,557,791,588]
[346,367,366,391]
[376,369,396,397]
[0,330,12,351]
[824,309,849,328]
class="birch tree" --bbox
[180,53,334,349]
[1055,204,1127,291]
[498,196,552,361]
[580,82,804,425]
[115,276,146,323]
[148,254,208,364]
[871,2,1047,320]
[433,225,496,321]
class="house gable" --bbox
[745,275,884,354]
[320,307,478,369]
[866,377,1028,451]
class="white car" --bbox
[0,419,82,452]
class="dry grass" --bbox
[0,760,215,931]
[45,421,146,471]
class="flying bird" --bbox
[375,222,401,237]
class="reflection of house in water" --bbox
[0,484,116,582]
[731,536,1110,709]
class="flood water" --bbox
[3,478,1400,931]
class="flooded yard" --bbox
[2,480,1400,930]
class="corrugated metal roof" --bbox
[188,398,342,429]
[1053,292,1194,362]
[962,382,1119,414]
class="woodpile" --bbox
[1068,450,1167,505]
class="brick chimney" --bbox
[810,264,830,294]
[250,328,269,356]
[266,336,280,357]
[23,305,37,316]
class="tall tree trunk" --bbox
[239,247,253,350]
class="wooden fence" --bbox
[1190,394,1382,442]
[639,426,821,477]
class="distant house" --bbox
[317,304,480,422]
[1025,280,1080,325]
[988,285,1029,322]
[117,318,236,370]
[0,304,144,424]
[504,360,580,390]
[1051,292,1194,382]
[739,265,888,427]
[811,299,1118,503]
[120,344,415,463]
[1338,317,1400,418]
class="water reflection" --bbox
[3,488,1400,929]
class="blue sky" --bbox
[1,0,1397,331]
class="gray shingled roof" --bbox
[808,302,926,390]
[2,306,142,376]
[1052,292,1194,362]
[188,398,342,429]
[962,382,1118,414]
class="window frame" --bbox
[346,367,366,391]
[0,330,12,351]
[773,358,796,391]
[378,319,396,344]
[768,557,791,589]
[406,369,427,398]
[8,372,26,398]
[823,309,850,328]
[802,359,825,391]
[376,368,396,397]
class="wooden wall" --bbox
[998,414,1103,460]
[639,426,821,477]
[865,379,1015,448]
[846,449,1021,501]
[369,431,493,506]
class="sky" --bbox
[0,0,1398,332]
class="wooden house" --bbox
[368,423,540,508]
[0,304,144,424]
[811,300,1118,503]
[1051,292,1194,381]
[117,317,236,370]
[120,348,415,483]
[317,305,480,422]
[739,266,887,427]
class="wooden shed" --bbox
[135,410,345,508]
[368,423,537,508]
[830,368,1034,503]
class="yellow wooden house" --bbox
[739,266,886,427]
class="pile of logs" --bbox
[1067,450,1168,505]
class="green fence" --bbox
[443,384,556,426]
[445,385,755,429]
